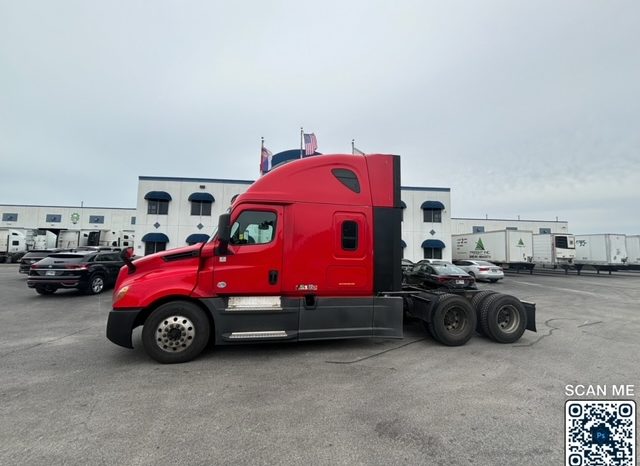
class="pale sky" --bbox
[1,0,639,234]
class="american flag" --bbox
[303,133,317,156]
[260,146,273,175]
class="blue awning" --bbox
[186,233,210,244]
[420,200,444,210]
[421,239,445,249]
[142,233,169,243]
[144,191,172,201]
[400,200,406,209]
[401,240,407,248]
[188,192,215,202]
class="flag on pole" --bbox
[260,142,273,175]
[303,133,317,156]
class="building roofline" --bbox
[1,204,135,210]
[451,217,567,223]
[400,186,450,192]
[139,176,254,184]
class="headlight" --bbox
[113,286,130,303]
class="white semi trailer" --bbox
[532,233,575,272]
[574,234,627,274]
[452,230,535,272]
[0,229,28,263]
[625,235,640,270]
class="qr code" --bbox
[566,400,636,466]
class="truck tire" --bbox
[142,301,210,364]
[429,294,476,346]
[87,274,105,294]
[478,294,526,343]
[35,285,57,295]
[470,290,499,335]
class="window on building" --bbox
[89,215,105,224]
[229,211,276,245]
[539,228,551,234]
[147,200,169,215]
[191,201,212,216]
[341,221,358,250]
[421,201,444,223]
[145,241,166,255]
[2,213,18,222]
[131,216,136,225]
[46,214,62,223]
[423,248,443,260]
[472,226,485,233]
[423,209,442,223]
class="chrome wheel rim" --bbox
[155,315,196,352]
[91,277,104,293]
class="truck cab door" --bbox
[213,206,283,295]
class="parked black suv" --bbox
[27,250,124,295]
[19,249,67,274]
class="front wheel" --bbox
[142,301,211,364]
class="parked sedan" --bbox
[401,259,414,273]
[404,262,476,290]
[453,260,504,283]
[27,250,124,295]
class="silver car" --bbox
[453,260,504,283]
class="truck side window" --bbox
[332,169,360,193]
[342,221,358,250]
[229,211,276,246]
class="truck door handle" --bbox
[269,270,278,285]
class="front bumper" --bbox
[106,309,143,348]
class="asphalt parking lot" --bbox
[1,264,638,465]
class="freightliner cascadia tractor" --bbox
[107,154,536,363]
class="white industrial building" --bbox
[0,204,136,249]
[451,217,569,235]
[134,177,454,261]
[134,176,252,256]
[1,178,569,261]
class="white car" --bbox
[453,260,504,283]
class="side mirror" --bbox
[217,213,231,255]
[120,247,136,273]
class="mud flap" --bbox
[522,301,537,332]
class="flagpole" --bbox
[260,137,264,175]
[300,127,304,158]
[352,139,355,155]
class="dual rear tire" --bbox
[424,291,527,345]
[425,293,476,346]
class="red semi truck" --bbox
[107,154,536,363]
